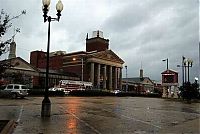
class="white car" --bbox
[49,87,57,91]
[4,84,29,98]
[111,90,121,94]
[49,87,65,91]
[49,87,70,95]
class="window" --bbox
[164,75,174,83]
[14,85,20,89]
[22,86,28,89]
[7,85,13,89]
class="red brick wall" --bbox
[63,65,81,74]
[30,51,63,70]
[49,55,63,70]
[174,73,178,83]
[86,38,109,52]
[38,55,63,70]
[63,64,90,81]
[30,51,46,68]
[162,73,178,83]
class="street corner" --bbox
[0,120,16,134]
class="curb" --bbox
[0,120,16,134]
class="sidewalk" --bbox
[0,120,15,134]
[13,102,93,134]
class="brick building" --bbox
[30,31,124,90]
[122,69,154,94]
[161,69,179,98]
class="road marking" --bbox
[68,111,102,134]
[102,108,161,129]
[121,114,162,129]
[16,105,24,123]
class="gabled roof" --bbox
[123,77,144,83]
[0,57,39,72]
[64,51,87,56]
[87,49,124,64]
[161,69,178,74]
[122,77,154,85]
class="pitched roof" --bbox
[87,49,124,64]
[0,57,39,72]
[122,77,154,84]
[161,69,178,74]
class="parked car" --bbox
[3,84,29,99]
[49,87,65,91]
[49,87,57,91]
[111,90,121,94]
[49,87,70,95]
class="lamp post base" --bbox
[41,97,51,117]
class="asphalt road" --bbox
[0,97,199,134]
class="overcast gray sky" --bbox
[0,0,199,83]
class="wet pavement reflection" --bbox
[0,97,199,134]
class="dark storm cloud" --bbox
[102,0,199,81]
[104,0,179,33]
[0,0,199,82]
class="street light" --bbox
[178,57,193,84]
[41,0,63,117]
[177,56,186,86]
[162,58,169,70]
[72,57,84,83]
[184,58,193,82]
[125,65,128,92]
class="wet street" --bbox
[0,97,200,134]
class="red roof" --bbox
[161,69,178,74]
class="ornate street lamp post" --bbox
[182,56,185,85]
[177,56,186,86]
[184,58,193,83]
[41,0,63,117]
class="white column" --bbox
[168,86,171,98]
[109,66,112,90]
[114,67,117,90]
[81,58,83,82]
[103,65,107,89]
[90,63,94,85]
[119,67,122,90]
[162,86,168,98]
[97,63,101,89]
